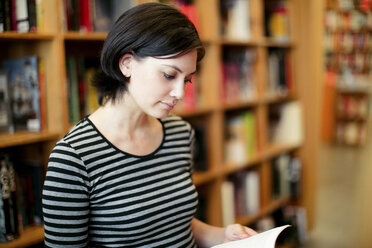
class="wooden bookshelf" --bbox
[0,0,322,246]
[322,0,372,146]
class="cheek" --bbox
[129,72,169,100]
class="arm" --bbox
[191,218,257,248]
[42,141,90,248]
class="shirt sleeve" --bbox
[42,140,90,248]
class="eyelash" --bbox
[163,73,192,84]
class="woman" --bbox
[42,2,256,247]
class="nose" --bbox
[169,80,185,100]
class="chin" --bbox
[147,110,170,119]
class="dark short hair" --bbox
[93,2,205,104]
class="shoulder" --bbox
[161,115,194,144]
[50,118,96,163]
[161,115,192,132]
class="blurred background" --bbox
[0,0,371,247]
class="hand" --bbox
[223,224,257,243]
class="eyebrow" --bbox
[162,64,197,75]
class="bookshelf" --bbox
[0,0,322,246]
[322,0,372,146]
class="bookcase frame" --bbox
[0,0,323,246]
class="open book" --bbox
[212,225,290,248]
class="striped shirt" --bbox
[42,115,198,248]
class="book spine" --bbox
[7,160,19,239]
[0,1,5,32]
[27,0,37,32]
[221,180,235,227]
[15,0,30,32]
[4,0,13,31]
[66,56,80,123]
[35,0,43,31]
[38,58,46,130]
[0,155,18,241]
[11,0,17,31]
[79,0,92,32]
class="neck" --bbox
[89,99,155,136]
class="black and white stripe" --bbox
[42,115,198,248]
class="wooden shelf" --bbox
[236,197,291,226]
[0,32,56,40]
[0,131,60,148]
[0,226,44,248]
[63,31,107,41]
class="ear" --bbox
[119,53,133,78]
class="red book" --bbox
[79,0,92,32]
[179,2,199,32]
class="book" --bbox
[212,225,291,248]
[225,115,247,165]
[15,0,30,32]
[233,170,260,216]
[221,180,235,227]
[0,1,5,32]
[272,101,304,146]
[66,56,80,123]
[84,67,99,115]
[92,0,133,32]
[178,0,199,31]
[2,55,41,132]
[37,58,46,130]
[221,0,251,40]
[0,154,19,241]
[0,71,13,133]
[222,47,257,103]
[27,0,37,32]
[14,160,43,226]
[79,0,92,32]
[192,124,208,172]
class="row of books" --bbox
[0,0,41,33]
[0,153,43,242]
[221,169,260,226]
[336,94,369,119]
[325,9,372,32]
[65,55,100,123]
[325,51,372,73]
[220,154,302,226]
[324,32,372,53]
[62,0,134,32]
[221,47,257,104]
[271,153,302,200]
[267,48,293,98]
[219,0,291,42]
[328,0,372,12]
[0,55,45,133]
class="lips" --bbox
[161,102,175,110]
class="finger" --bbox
[243,226,258,236]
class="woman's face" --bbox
[124,50,197,118]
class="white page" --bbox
[211,225,290,248]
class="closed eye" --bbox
[163,72,175,80]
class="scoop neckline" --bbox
[85,116,166,159]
